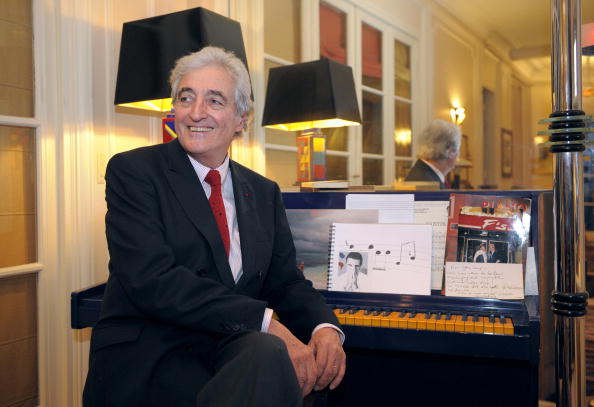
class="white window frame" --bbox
[392,28,419,179]
[253,0,420,186]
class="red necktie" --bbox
[205,170,230,257]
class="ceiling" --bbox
[433,0,594,81]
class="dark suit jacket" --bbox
[487,250,507,263]
[405,159,447,189]
[83,139,339,407]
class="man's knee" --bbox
[239,332,291,365]
[209,332,301,406]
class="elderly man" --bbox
[83,47,345,407]
[405,119,461,189]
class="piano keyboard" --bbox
[333,307,515,335]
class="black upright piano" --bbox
[72,189,554,406]
[282,190,554,407]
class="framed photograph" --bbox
[501,128,513,177]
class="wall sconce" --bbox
[262,58,361,182]
[394,129,412,146]
[450,106,466,125]
[114,8,248,141]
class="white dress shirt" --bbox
[188,154,343,341]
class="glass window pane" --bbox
[320,2,346,64]
[266,149,297,187]
[264,0,301,63]
[265,128,296,147]
[394,39,411,99]
[0,2,34,117]
[395,159,413,182]
[362,23,382,90]
[326,155,348,180]
[323,127,347,151]
[363,158,383,185]
[362,91,383,154]
[0,125,36,267]
[394,101,412,157]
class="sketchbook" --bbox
[327,223,432,295]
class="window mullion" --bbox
[384,29,395,184]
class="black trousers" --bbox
[83,328,302,407]
[195,331,302,406]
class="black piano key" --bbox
[425,312,431,319]
[499,315,506,324]
[472,315,479,322]
[461,314,468,322]
[445,313,452,321]
[489,314,495,323]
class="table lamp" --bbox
[114,7,249,141]
[261,58,361,182]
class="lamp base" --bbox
[162,112,176,143]
[296,128,326,182]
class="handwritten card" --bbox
[414,201,449,290]
[445,262,524,299]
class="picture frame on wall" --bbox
[501,128,513,177]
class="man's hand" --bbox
[309,327,346,391]
[268,319,317,396]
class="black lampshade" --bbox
[261,58,361,131]
[114,7,248,112]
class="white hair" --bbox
[416,119,461,160]
[169,46,253,125]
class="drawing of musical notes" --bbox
[395,241,416,265]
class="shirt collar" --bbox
[187,154,230,184]
[420,159,445,183]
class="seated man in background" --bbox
[83,46,345,407]
[405,119,461,189]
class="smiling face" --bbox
[174,65,245,168]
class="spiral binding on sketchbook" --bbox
[326,223,337,290]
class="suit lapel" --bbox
[230,162,258,288]
[164,140,235,288]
